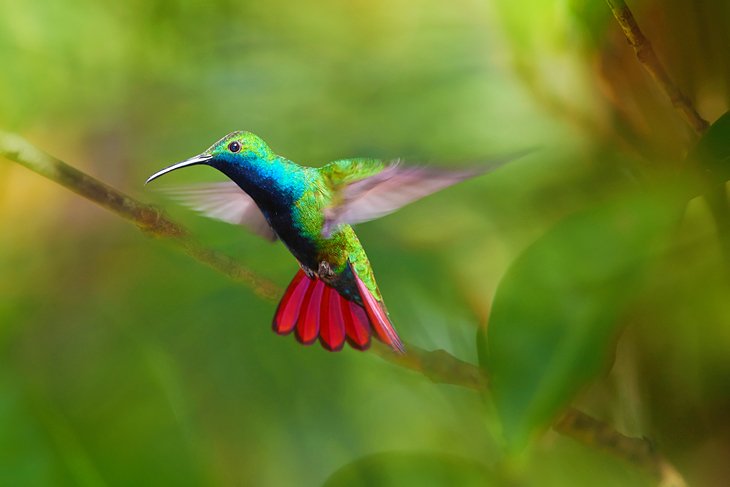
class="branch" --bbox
[606,0,730,282]
[0,131,280,301]
[555,409,687,487]
[371,342,488,390]
[1,131,681,485]
[0,130,487,389]
[606,0,709,135]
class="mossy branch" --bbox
[606,0,730,285]
[1,131,680,485]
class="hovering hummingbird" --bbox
[146,131,515,353]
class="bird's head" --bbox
[146,131,276,184]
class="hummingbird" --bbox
[146,131,514,353]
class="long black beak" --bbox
[145,153,213,185]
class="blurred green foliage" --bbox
[1,0,730,486]
[482,191,679,451]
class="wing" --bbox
[319,155,519,237]
[157,182,277,241]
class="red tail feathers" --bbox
[272,268,404,353]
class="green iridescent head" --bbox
[206,131,275,162]
[145,131,275,184]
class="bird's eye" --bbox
[228,141,241,153]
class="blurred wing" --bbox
[159,182,277,242]
[321,151,532,236]
[321,157,514,236]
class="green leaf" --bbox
[480,192,676,451]
[322,452,496,487]
[693,110,730,184]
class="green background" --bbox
[1,0,729,485]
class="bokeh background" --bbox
[1,0,729,485]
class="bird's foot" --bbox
[318,261,336,282]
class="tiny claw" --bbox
[318,261,335,281]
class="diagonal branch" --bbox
[0,131,281,301]
[1,131,681,485]
[555,409,686,487]
[0,130,486,390]
[606,0,730,288]
[606,0,709,135]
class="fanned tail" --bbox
[272,269,404,353]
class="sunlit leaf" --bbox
[480,192,676,451]
[322,452,496,487]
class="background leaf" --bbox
[480,191,677,451]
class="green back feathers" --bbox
[320,158,385,190]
